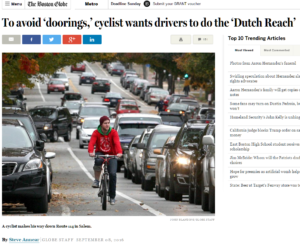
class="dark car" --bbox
[166,103,193,120]
[201,109,215,124]
[158,111,186,126]
[47,79,65,94]
[76,103,114,139]
[71,63,86,72]
[102,92,123,108]
[2,95,27,111]
[2,119,55,213]
[132,80,147,95]
[111,64,125,76]
[79,72,96,85]
[137,125,180,191]
[60,92,86,106]
[188,123,215,208]
[91,78,111,94]
[163,121,206,201]
[29,106,73,142]
[2,109,53,202]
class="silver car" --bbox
[123,135,141,180]
[51,72,69,91]
[146,89,169,105]
[78,117,99,149]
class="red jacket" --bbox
[88,128,122,155]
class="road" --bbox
[3,62,212,216]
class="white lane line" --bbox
[61,205,71,216]
[85,62,150,108]
[36,82,46,102]
[67,147,166,216]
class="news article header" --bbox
[1,17,297,30]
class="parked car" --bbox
[130,127,154,184]
[123,135,141,179]
[146,89,169,105]
[29,106,73,142]
[139,83,158,100]
[155,136,176,197]
[47,80,65,94]
[111,64,126,76]
[79,72,96,85]
[78,117,99,149]
[201,109,215,124]
[113,113,163,172]
[2,109,53,203]
[163,121,206,201]
[60,92,86,106]
[91,78,111,94]
[102,92,123,108]
[120,71,138,86]
[51,72,69,90]
[76,102,114,139]
[71,63,86,72]
[137,125,180,191]
[132,80,147,95]
[2,119,55,213]
[189,123,215,209]
[107,62,122,74]
[158,111,186,126]
[143,86,161,101]
[2,95,27,111]
[166,103,193,120]
[125,76,140,90]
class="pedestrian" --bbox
[183,85,190,96]
[88,116,123,205]
[155,97,164,112]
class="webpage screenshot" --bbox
[1,1,300,245]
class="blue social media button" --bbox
[83,35,102,45]
[22,35,41,44]
[43,35,61,45]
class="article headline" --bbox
[1,17,297,30]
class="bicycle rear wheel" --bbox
[102,176,107,210]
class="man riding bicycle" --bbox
[88,116,122,205]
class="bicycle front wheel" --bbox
[102,176,107,210]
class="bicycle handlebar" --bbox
[93,154,118,159]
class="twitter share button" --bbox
[43,35,61,45]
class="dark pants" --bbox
[94,152,117,199]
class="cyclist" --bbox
[88,116,123,205]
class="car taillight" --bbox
[113,69,117,72]
[81,77,85,79]
[118,99,121,102]
[104,98,110,102]
[93,82,99,85]
[120,70,124,73]
[105,83,110,86]
[150,95,155,98]
[197,116,200,120]
[206,120,210,123]
[92,77,95,80]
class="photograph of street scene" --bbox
[2,53,215,216]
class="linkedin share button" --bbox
[83,35,102,45]
[43,35,61,45]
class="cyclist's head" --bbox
[100,116,110,128]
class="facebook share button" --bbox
[83,35,102,45]
[43,35,61,45]
[22,35,41,44]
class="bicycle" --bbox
[94,154,117,210]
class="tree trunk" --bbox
[143,65,147,80]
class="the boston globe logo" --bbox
[144,0,150,7]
